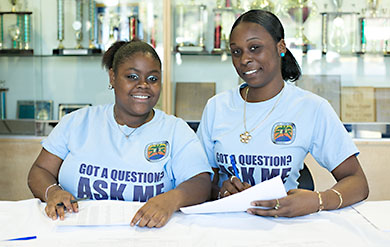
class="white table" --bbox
[0,199,389,246]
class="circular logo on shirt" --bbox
[145,141,169,162]
[271,122,296,145]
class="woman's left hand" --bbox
[247,189,320,218]
[130,192,178,228]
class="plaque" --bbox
[58,103,91,120]
[341,87,375,122]
[0,82,8,119]
[17,100,53,120]
[175,82,216,121]
[295,75,341,117]
[375,88,390,122]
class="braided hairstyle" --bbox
[102,39,161,74]
[230,9,301,82]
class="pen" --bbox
[229,155,241,181]
[56,197,90,207]
[5,236,37,241]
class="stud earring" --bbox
[108,84,113,90]
[280,52,285,57]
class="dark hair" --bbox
[102,39,162,73]
[230,9,301,82]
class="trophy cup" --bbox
[367,0,380,17]
[328,0,348,53]
[283,0,317,54]
[175,2,207,54]
[53,0,101,55]
[0,0,33,54]
[212,0,243,54]
[10,0,17,12]
[104,11,120,51]
[250,0,275,12]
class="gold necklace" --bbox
[240,86,284,144]
[113,112,137,139]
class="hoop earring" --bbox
[108,84,113,90]
[280,52,285,57]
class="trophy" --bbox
[367,0,380,17]
[9,0,17,12]
[53,0,101,55]
[104,11,120,51]
[250,0,275,12]
[0,0,33,54]
[328,0,348,53]
[212,0,243,54]
[175,2,207,54]
[283,0,317,54]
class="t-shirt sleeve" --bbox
[170,119,213,187]
[309,100,359,172]
[197,100,218,169]
[41,113,73,160]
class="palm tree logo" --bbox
[146,141,168,161]
[272,123,295,144]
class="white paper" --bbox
[180,176,287,214]
[53,200,144,226]
[353,201,390,231]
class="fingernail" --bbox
[250,202,255,206]
[247,210,253,215]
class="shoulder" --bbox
[153,109,189,129]
[60,104,112,126]
[285,82,328,106]
[205,85,240,110]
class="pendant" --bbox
[240,131,252,143]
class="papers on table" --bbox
[53,200,144,226]
[353,201,390,232]
[180,176,287,214]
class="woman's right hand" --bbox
[45,187,78,220]
[219,176,251,198]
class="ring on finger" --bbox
[230,176,235,183]
[274,198,280,210]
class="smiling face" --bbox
[110,51,161,123]
[229,21,286,90]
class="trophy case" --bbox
[0,0,389,139]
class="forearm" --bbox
[168,172,211,210]
[322,168,369,210]
[28,165,60,201]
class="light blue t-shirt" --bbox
[42,104,212,202]
[197,82,358,192]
